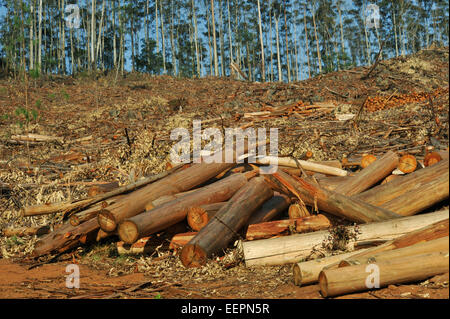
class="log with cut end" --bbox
[293,216,449,287]
[334,151,399,196]
[69,195,125,226]
[264,170,400,223]
[186,202,226,231]
[247,193,291,225]
[380,169,449,216]
[339,236,449,267]
[117,173,253,244]
[354,159,449,206]
[397,154,417,173]
[319,251,449,298]
[180,177,273,268]
[169,232,197,250]
[98,140,261,232]
[292,248,372,286]
[246,214,331,241]
[288,202,310,218]
[256,156,348,176]
[242,209,448,267]
[117,236,159,255]
[331,216,449,267]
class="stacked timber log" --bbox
[21,148,448,296]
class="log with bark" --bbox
[354,159,448,206]
[98,140,262,232]
[117,172,254,244]
[69,195,125,226]
[22,167,181,217]
[264,170,400,223]
[247,193,292,225]
[241,209,448,267]
[379,169,449,216]
[87,182,120,197]
[180,177,274,267]
[318,251,449,297]
[245,214,331,241]
[334,150,399,196]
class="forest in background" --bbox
[0,0,448,82]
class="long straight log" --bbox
[247,193,291,225]
[354,159,449,206]
[380,170,449,216]
[98,140,262,232]
[257,156,348,176]
[241,210,449,267]
[180,177,274,267]
[245,214,331,240]
[340,236,449,267]
[186,202,226,231]
[265,170,400,223]
[335,151,399,196]
[332,217,449,266]
[293,248,372,286]
[294,214,448,285]
[22,166,182,217]
[117,172,253,244]
[319,251,449,297]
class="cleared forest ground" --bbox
[0,47,448,299]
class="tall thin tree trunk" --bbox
[38,0,42,72]
[275,16,282,82]
[303,4,311,78]
[283,0,290,82]
[211,0,219,76]
[311,3,322,73]
[91,0,96,70]
[257,0,265,82]
[160,0,166,74]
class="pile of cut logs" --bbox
[11,143,449,298]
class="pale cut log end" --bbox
[180,243,207,268]
[293,264,302,286]
[97,209,117,232]
[318,271,330,298]
[117,220,140,244]
[187,207,210,231]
